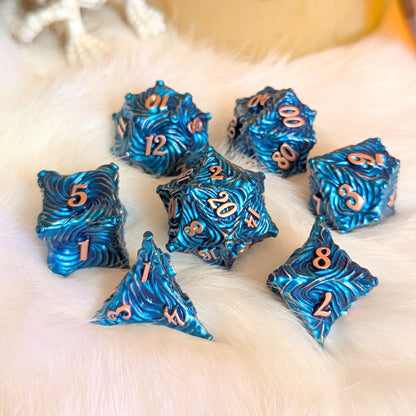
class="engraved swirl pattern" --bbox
[229,86,316,176]
[44,222,129,276]
[267,217,378,345]
[157,147,278,268]
[308,138,400,232]
[93,232,212,340]
[111,81,210,176]
[36,164,129,276]
[37,164,124,232]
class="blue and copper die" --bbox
[112,80,211,176]
[36,163,129,276]
[267,216,379,346]
[228,86,316,177]
[157,147,278,268]
[308,138,400,233]
[93,231,212,340]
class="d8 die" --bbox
[36,163,129,276]
[112,80,211,176]
[156,147,278,268]
[267,216,378,346]
[228,86,316,177]
[308,138,400,233]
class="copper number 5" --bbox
[68,184,88,207]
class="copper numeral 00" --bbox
[278,105,305,128]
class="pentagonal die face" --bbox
[228,87,316,177]
[112,80,211,176]
[157,147,278,268]
[308,138,400,233]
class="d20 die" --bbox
[308,138,400,233]
[94,231,212,340]
[112,80,211,176]
[267,216,378,346]
[36,163,129,276]
[157,147,278,268]
[228,86,316,177]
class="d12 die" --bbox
[94,231,212,340]
[267,216,378,346]
[36,163,129,276]
[228,86,316,177]
[308,138,400,233]
[157,147,278,268]
[112,80,211,176]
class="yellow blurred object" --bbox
[161,0,386,60]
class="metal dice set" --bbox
[35,81,400,344]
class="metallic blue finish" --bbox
[93,231,212,340]
[112,80,211,176]
[228,87,316,177]
[308,138,400,233]
[267,216,378,346]
[36,163,129,276]
[157,147,278,268]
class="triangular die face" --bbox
[235,193,278,241]
[192,147,250,188]
[93,232,212,340]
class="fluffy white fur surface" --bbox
[1,5,415,416]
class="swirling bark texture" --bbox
[267,216,378,346]
[93,231,212,340]
[36,163,129,276]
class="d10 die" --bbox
[228,86,316,177]
[308,138,400,233]
[112,80,211,176]
[267,216,378,346]
[36,163,129,276]
[94,231,212,340]
[157,147,278,268]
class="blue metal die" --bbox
[93,231,212,340]
[267,216,379,346]
[308,138,400,233]
[36,163,129,276]
[228,86,316,177]
[157,147,278,268]
[112,80,211,176]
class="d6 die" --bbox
[228,86,316,177]
[112,80,211,176]
[267,216,378,346]
[36,163,129,276]
[308,138,400,233]
[157,147,278,268]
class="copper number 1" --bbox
[78,239,89,261]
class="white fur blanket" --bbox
[1,4,415,415]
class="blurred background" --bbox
[159,0,416,60]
